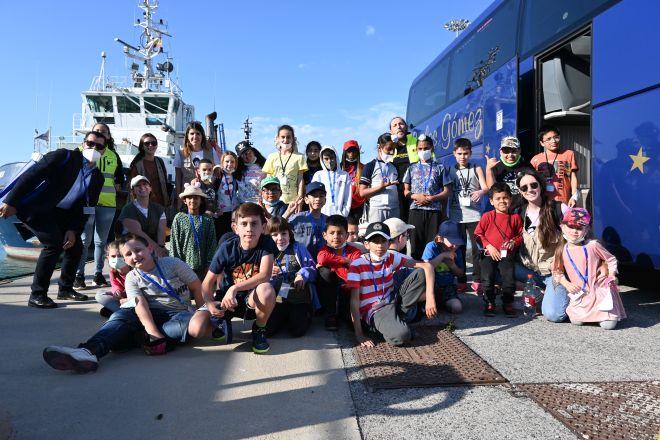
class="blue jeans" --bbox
[78,206,116,275]
[514,263,569,322]
[84,307,193,358]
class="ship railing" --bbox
[88,75,182,95]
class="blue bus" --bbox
[406,0,659,282]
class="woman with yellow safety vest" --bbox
[74,123,125,289]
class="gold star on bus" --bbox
[629,147,650,173]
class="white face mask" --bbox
[369,251,387,263]
[346,157,357,163]
[224,166,235,174]
[276,241,290,251]
[279,143,293,152]
[419,150,432,162]
[380,153,394,163]
[82,148,101,163]
[562,233,585,245]
[200,172,213,183]
[108,256,127,270]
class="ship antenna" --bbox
[243,117,253,146]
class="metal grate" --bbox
[520,381,660,440]
[353,327,507,390]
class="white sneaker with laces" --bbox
[43,345,98,373]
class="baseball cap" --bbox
[438,220,465,246]
[130,175,150,188]
[383,218,415,239]
[260,176,281,189]
[562,208,591,227]
[343,139,359,151]
[305,181,326,195]
[235,140,256,156]
[364,222,391,240]
[500,136,520,149]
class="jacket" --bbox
[312,146,352,217]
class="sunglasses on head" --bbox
[519,182,539,192]
[84,140,105,150]
[501,147,518,154]
[144,140,158,147]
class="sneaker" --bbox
[73,274,87,290]
[456,282,467,294]
[28,294,57,309]
[471,281,483,295]
[324,314,339,331]
[251,323,270,354]
[503,303,517,317]
[43,345,98,373]
[212,317,233,344]
[57,289,89,301]
[93,272,109,287]
[484,302,496,317]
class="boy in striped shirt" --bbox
[347,222,435,347]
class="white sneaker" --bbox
[43,345,98,373]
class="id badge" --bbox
[459,196,471,207]
[568,290,586,301]
[83,206,95,215]
[382,177,389,185]
[500,249,508,258]
[279,282,291,299]
[546,184,555,192]
[279,174,288,186]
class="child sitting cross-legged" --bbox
[95,240,132,318]
[347,222,435,347]
[43,234,209,373]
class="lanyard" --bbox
[81,158,91,206]
[418,161,434,193]
[308,214,325,244]
[347,164,357,182]
[327,170,337,203]
[276,253,290,277]
[565,244,588,290]
[278,152,293,177]
[223,174,234,205]
[544,150,559,178]
[188,214,202,252]
[456,164,471,196]
[138,262,183,304]
[492,213,511,243]
[368,256,387,301]
[376,160,387,182]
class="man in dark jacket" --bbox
[0,132,105,308]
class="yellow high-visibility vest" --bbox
[96,149,120,207]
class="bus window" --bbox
[446,0,518,104]
[520,0,619,59]
[407,56,449,127]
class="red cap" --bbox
[343,140,359,151]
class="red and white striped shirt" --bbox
[346,251,408,322]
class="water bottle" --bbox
[523,274,537,318]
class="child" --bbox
[475,183,523,317]
[235,141,267,204]
[260,176,288,218]
[43,234,207,373]
[265,217,318,337]
[447,138,488,293]
[347,222,435,347]
[316,215,363,330]
[288,182,328,260]
[341,140,366,220]
[194,203,277,354]
[421,221,466,314]
[95,240,132,318]
[214,152,240,237]
[263,125,307,204]
[359,133,400,223]
[553,208,626,329]
[312,145,352,217]
[170,184,217,281]
[347,215,367,253]
[197,159,218,217]
[403,135,452,259]
[531,125,580,207]
[485,136,533,212]
[303,141,322,185]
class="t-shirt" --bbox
[288,212,327,260]
[199,181,217,213]
[448,164,483,223]
[124,257,198,312]
[402,161,450,211]
[173,148,220,186]
[216,174,238,213]
[346,251,408,322]
[530,149,578,204]
[208,234,278,291]
[238,163,265,204]
[263,152,308,203]
[360,159,399,210]
[491,161,533,212]
[422,242,464,286]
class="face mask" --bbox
[279,143,293,152]
[501,154,521,167]
[419,150,432,162]
[223,166,235,175]
[324,158,337,170]
[108,256,127,270]
[380,153,394,163]
[562,232,585,245]
[200,172,213,183]
[369,251,387,263]
[262,198,276,207]
[82,148,101,163]
[346,157,357,163]
[276,241,290,251]
[244,157,257,165]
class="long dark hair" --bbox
[235,147,266,181]
[515,169,560,250]
[130,133,158,167]
[182,121,210,157]
[92,123,116,151]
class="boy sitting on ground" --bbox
[43,234,208,373]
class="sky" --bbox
[0,0,492,164]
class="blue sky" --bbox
[0,0,491,164]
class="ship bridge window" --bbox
[146,117,165,125]
[87,95,113,113]
[117,96,141,113]
[94,117,115,125]
[145,97,169,114]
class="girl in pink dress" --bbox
[553,208,626,329]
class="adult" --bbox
[117,175,167,257]
[174,121,219,209]
[389,116,419,222]
[485,136,533,213]
[74,123,125,289]
[0,132,105,308]
[515,170,570,322]
[128,133,171,208]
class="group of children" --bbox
[42,122,627,373]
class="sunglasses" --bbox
[519,182,540,192]
[144,140,158,147]
[501,147,518,154]
[84,140,106,150]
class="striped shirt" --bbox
[346,251,409,322]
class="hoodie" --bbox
[312,145,352,217]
